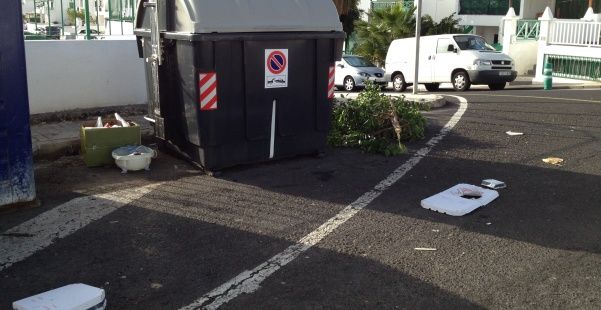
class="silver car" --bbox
[335,55,387,91]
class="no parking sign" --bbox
[265,49,288,89]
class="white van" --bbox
[385,34,517,92]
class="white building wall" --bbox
[421,0,457,22]
[25,40,147,114]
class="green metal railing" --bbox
[23,0,135,40]
[544,54,601,81]
[516,20,540,40]
[371,0,414,11]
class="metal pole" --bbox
[60,0,64,35]
[589,0,593,8]
[413,0,422,95]
[509,0,513,8]
[96,0,99,33]
[47,0,51,35]
[119,0,123,34]
[34,0,38,33]
[72,0,77,37]
[84,0,91,39]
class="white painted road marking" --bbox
[0,183,160,272]
[180,96,469,310]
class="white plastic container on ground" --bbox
[421,183,499,216]
[112,145,156,173]
[13,283,106,310]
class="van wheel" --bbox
[343,76,356,92]
[488,83,506,90]
[452,71,471,92]
[392,74,407,92]
[425,83,440,92]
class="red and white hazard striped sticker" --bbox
[199,72,218,111]
[328,65,335,99]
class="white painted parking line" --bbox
[0,183,160,272]
[180,96,469,310]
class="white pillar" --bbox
[534,7,554,82]
[502,7,519,55]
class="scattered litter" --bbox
[481,179,506,189]
[112,145,156,174]
[506,131,524,136]
[414,248,437,251]
[120,275,127,279]
[12,284,106,310]
[542,157,564,166]
[486,222,492,226]
[115,113,130,127]
[96,116,103,128]
[421,184,499,216]
[150,283,163,289]
[432,229,440,232]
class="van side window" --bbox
[437,39,454,54]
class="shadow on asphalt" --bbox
[0,198,485,310]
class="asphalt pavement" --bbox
[1,88,600,309]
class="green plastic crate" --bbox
[80,120,141,167]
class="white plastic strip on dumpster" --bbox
[174,0,343,33]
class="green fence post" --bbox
[119,0,123,35]
[96,0,99,34]
[84,0,91,39]
[107,0,112,35]
[544,61,553,90]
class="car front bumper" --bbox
[468,70,517,84]
[356,76,388,87]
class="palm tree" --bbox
[332,0,361,52]
[354,4,416,65]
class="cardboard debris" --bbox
[414,248,437,251]
[543,157,564,166]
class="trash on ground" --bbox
[96,116,103,128]
[506,131,524,136]
[112,145,156,174]
[13,283,106,310]
[542,157,564,166]
[481,179,506,189]
[81,119,141,167]
[421,184,499,216]
[414,247,437,251]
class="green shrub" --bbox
[329,83,426,156]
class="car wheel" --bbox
[452,71,471,92]
[425,83,440,92]
[488,83,506,91]
[343,76,356,92]
[392,73,407,92]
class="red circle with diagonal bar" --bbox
[267,51,287,75]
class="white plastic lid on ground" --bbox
[13,283,106,310]
[421,184,499,216]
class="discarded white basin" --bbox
[13,283,106,310]
[421,183,499,216]
[112,145,156,173]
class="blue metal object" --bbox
[0,0,37,206]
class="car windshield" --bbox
[344,56,375,67]
[453,35,495,51]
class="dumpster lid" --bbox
[170,0,343,33]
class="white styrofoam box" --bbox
[421,184,499,216]
[13,284,106,310]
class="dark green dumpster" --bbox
[134,0,345,171]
